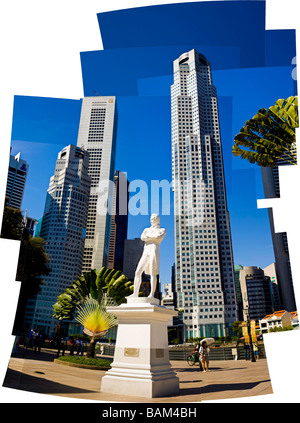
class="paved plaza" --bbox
[2,346,272,403]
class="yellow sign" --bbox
[244,335,250,343]
[252,334,257,342]
[242,324,248,336]
[250,320,256,335]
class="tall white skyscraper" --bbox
[24,145,91,335]
[171,49,237,339]
[76,96,118,271]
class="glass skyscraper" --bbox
[107,170,129,272]
[5,151,29,209]
[261,163,296,312]
[171,49,237,339]
[24,145,91,335]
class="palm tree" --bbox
[75,294,119,357]
[52,267,133,357]
[232,96,298,167]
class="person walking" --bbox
[76,337,84,356]
[28,329,34,349]
[33,331,39,353]
[80,338,84,356]
[56,337,65,357]
[69,336,75,355]
[194,343,203,370]
[253,342,259,360]
[33,331,43,353]
[244,342,250,360]
[199,340,210,372]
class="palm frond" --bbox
[52,267,133,321]
[232,96,298,167]
[74,294,118,338]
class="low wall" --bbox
[99,344,266,361]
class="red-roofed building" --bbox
[290,311,299,328]
[259,310,297,333]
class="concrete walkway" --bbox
[3,347,272,402]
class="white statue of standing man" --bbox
[128,214,166,299]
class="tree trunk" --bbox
[86,336,96,358]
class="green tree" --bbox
[1,205,25,240]
[1,206,51,333]
[232,96,298,167]
[52,267,134,357]
[232,321,243,339]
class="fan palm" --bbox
[74,294,118,356]
[53,267,133,320]
[52,267,133,357]
[232,96,298,167]
[75,294,118,336]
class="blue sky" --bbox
[10,1,297,287]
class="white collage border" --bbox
[0,0,299,403]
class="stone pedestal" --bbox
[100,297,179,398]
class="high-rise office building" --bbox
[5,151,29,209]
[263,262,281,311]
[76,96,118,271]
[23,209,38,236]
[261,164,296,311]
[123,238,146,281]
[171,263,177,308]
[171,49,237,339]
[107,171,129,271]
[34,217,43,238]
[239,266,273,321]
[234,264,244,321]
[24,145,91,335]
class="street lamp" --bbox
[244,306,256,363]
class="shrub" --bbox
[269,325,294,333]
[57,355,112,367]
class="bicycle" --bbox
[187,349,199,366]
